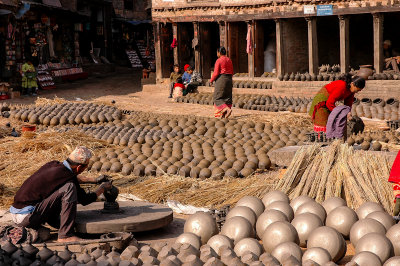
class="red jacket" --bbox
[325,80,355,111]
[210,56,234,83]
[389,151,400,183]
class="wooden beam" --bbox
[218,21,227,48]
[339,15,350,73]
[247,21,255,77]
[172,23,178,65]
[193,22,201,73]
[153,22,163,83]
[275,19,285,78]
[306,17,318,76]
[373,13,384,73]
[153,5,400,23]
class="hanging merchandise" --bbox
[74,23,83,32]
[246,24,252,54]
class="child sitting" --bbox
[172,77,186,99]
[169,64,181,98]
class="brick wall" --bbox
[283,18,308,74]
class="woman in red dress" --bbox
[309,74,366,133]
[210,47,234,118]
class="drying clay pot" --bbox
[366,211,395,231]
[207,235,234,256]
[236,196,264,217]
[350,218,386,247]
[290,196,315,213]
[326,206,358,239]
[176,233,202,250]
[302,247,332,265]
[295,201,327,223]
[226,206,257,227]
[386,224,400,256]
[262,191,290,208]
[307,226,347,262]
[233,238,263,258]
[291,213,323,247]
[384,256,400,266]
[265,201,294,221]
[261,221,299,253]
[184,212,218,245]
[221,216,254,244]
[271,242,302,264]
[256,209,288,239]
[355,233,394,262]
[356,202,385,219]
[322,197,347,215]
[351,251,382,266]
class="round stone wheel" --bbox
[75,201,173,234]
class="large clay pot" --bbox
[372,98,385,107]
[387,98,399,108]
[358,65,374,79]
[361,98,372,106]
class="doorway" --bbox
[228,22,248,74]
[254,20,276,77]
[177,23,194,71]
[200,22,220,79]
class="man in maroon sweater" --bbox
[10,146,112,242]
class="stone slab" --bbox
[75,201,173,234]
[270,145,398,168]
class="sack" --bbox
[0,225,38,244]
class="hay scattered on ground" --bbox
[120,173,278,209]
[0,130,110,208]
[275,141,394,212]
[35,96,69,106]
[236,113,313,129]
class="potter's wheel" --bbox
[75,201,173,234]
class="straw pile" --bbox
[0,130,110,207]
[119,173,277,208]
[275,141,394,212]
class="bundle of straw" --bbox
[275,141,394,212]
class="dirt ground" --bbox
[0,68,370,262]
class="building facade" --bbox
[151,0,400,84]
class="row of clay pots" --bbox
[176,93,312,114]
[10,103,122,126]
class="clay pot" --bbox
[350,218,386,246]
[355,233,394,262]
[307,226,346,262]
[358,65,374,79]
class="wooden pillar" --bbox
[153,22,163,83]
[373,13,384,74]
[275,19,285,78]
[172,23,178,65]
[247,21,254,77]
[218,21,227,48]
[193,21,201,73]
[338,15,350,73]
[306,17,319,76]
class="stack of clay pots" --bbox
[10,103,122,126]
[178,191,399,265]
[176,93,312,114]
[351,97,400,121]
